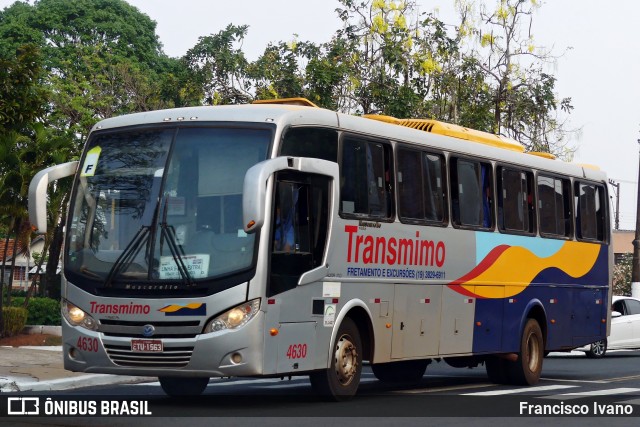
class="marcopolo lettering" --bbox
[344,225,445,267]
[89,301,151,315]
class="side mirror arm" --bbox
[28,161,79,234]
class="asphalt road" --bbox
[3,349,640,427]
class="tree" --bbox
[454,0,574,156]
[250,40,305,100]
[185,24,252,105]
[613,254,632,296]
[0,43,46,132]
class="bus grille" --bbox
[99,319,201,339]
[104,344,194,368]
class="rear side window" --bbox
[340,137,392,219]
[537,175,572,238]
[450,158,493,229]
[625,299,640,315]
[574,182,607,242]
[396,147,446,225]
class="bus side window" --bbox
[450,158,492,229]
[575,182,606,242]
[340,137,392,219]
[538,175,572,238]
[279,127,338,162]
[397,147,446,224]
[498,167,534,234]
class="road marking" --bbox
[616,397,640,406]
[602,374,640,383]
[394,383,494,394]
[544,387,640,400]
[461,384,577,396]
[540,377,607,384]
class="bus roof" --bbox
[90,100,606,183]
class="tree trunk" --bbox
[45,220,65,299]
[7,218,22,306]
[0,227,12,337]
[24,239,51,307]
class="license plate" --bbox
[131,339,163,352]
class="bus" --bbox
[29,98,611,400]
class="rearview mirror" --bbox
[242,156,338,233]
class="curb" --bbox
[0,374,155,392]
[22,325,62,336]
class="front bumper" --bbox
[63,311,266,378]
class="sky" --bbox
[2,0,639,230]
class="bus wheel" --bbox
[309,317,362,401]
[485,356,510,384]
[159,376,209,397]
[371,360,428,384]
[585,339,607,358]
[508,318,544,385]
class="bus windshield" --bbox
[65,126,271,291]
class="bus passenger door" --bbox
[267,172,330,297]
[391,284,442,358]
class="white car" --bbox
[581,296,640,358]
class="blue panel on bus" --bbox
[471,244,609,354]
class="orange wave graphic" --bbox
[449,241,600,299]
[158,303,204,313]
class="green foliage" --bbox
[613,254,633,296]
[11,297,61,325]
[0,0,575,295]
[185,24,252,105]
[0,44,47,131]
[2,306,28,336]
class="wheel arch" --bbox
[326,299,374,366]
[522,299,548,349]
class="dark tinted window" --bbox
[280,127,338,162]
[537,175,572,238]
[397,147,446,224]
[498,167,535,233]
[340,137,392,219]
[450,158,493,229]
[575,182,606,242]
[625,299,640,315]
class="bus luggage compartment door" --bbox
[276,322,317,374]
[391,284,442,358]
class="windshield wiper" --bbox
[103,225,150,288]
[158,199,195,287]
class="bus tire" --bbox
[508,318,544,385]
[371,360,428,384]
[485,356,510,384]
[159,376,209,397]
[309,317,362,401]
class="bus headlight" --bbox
[62,300,98,331]
[204,299,260,333]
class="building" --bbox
[0,236,45,290]
[612,230,634,264]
